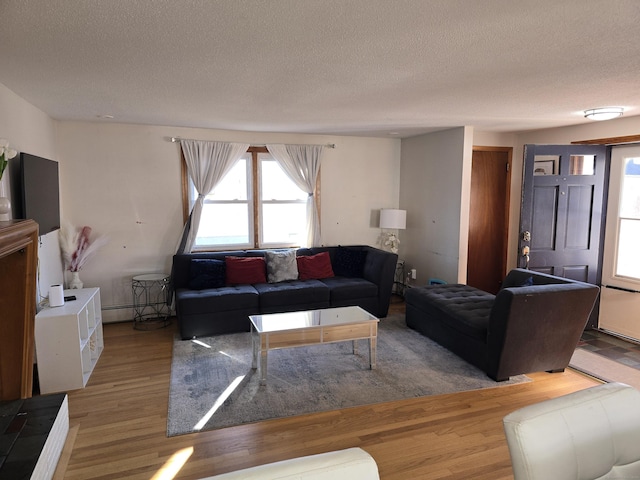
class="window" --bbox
[602,145,640,285]
[615,155,640,279]
[184,147,315,250]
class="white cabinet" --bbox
[35,287,103,394]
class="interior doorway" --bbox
[467,147,512,294]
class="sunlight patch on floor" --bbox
[193,376,246,431]
[150,447,194,480]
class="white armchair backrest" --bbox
[503,382,640,480]
[199,447,379,480]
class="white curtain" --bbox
[177,140,249,253]
[266,144,324,247]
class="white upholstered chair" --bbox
[199,447,379,479]
[503,382,640,480]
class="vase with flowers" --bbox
[382,232,400,254]
[59,223,108,289]
[0,139,18,219]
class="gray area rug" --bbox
[167,314,529,436]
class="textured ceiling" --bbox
[1,0,639,137]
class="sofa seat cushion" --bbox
[406,284,494,341]
[176,285,259,315]
[320,276,378,302]
[254,279,330,311]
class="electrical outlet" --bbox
[411,268,417,280]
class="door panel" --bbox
[565,185,594,249]
[531,186,558,250]
[520,144,608,328]
[467,148,511,294]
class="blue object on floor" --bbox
[428,278,447,285]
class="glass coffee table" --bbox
[249,306,379,385]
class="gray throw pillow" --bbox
[265,249,299,283]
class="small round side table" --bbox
[132,273,171,330]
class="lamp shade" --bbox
[380,209,406,229]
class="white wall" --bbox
[55,122,401,321]
[0,82,63,303]
[399,127,473,285]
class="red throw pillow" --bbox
[225,256,267,285]
[297,252,335,280]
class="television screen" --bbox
[17,153,60,235]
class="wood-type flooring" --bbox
[59,301,599,479]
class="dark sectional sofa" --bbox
[405,268,600,381]
[172,245,397,339]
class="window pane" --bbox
[533,155,558,176]
[206,159,248,201]
[615,157,640,280]
[262,204,306,245]
[261,159,308,200]
[616,218,640,279]
[195,203,250,247]
[620,157,640,219]
[569,155,595,175]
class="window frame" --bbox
[602,144,640,288]
[181,146,321,251]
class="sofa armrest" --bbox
[199,447,380,479]
[486,282,600,380]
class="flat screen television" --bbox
[15,153,61,235]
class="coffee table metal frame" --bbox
[249,306,379,385]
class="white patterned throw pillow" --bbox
[265,249,299,283]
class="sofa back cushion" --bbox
[225,256,267,285]
[333,246,368,278]
[297,251,335,280]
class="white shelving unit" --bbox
[35,287,104,394]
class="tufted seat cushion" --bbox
[254,280,330,313]
[406,284,494,341]
[176,285,259,315]
[320,276,378,301]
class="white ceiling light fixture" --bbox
[584,107,624,121]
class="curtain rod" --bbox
[169,137,335,149]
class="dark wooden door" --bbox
[520,144,608,327]
[467,147,512,294]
